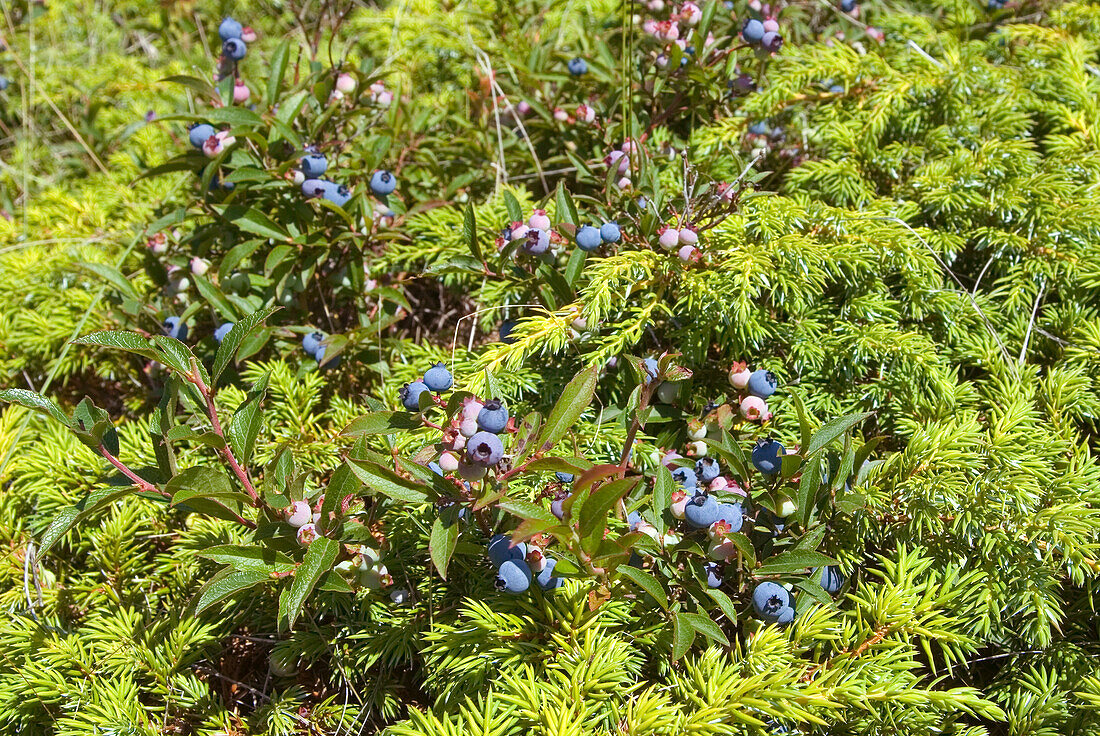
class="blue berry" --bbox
[537,558,565,590]
[429,462,443,476]
[695,457,720,483]
[717,503,743,533]
[163,316,188,341]
[218,17,243,41]
[222,38,247,61]
[301,178,328,198]
[642,357,659,384]
[752,581,791,622]
[751,438,785,475]
[818,565,845,594]
[704,562,722,588]
[627,511,642,530]
[477,399,509,434]
[467,431,505,467]
[488,534,527,567]
[599,221,621,243]
[302,331,325,356]
[829,84,844,94]
[315,345,341,369]
[742,18,765,43]
[551,495,569,520]
[672,466,697,489]
[189,123,215,149]
[576,225,602,252]
[370,169,396,196]
[747,369,778,398]
[760,31,783,54]
[748,121,770,135]
[322,182,352,208]
[0,77,9,92]
[777,606,795,624]
[496,558,532,593]
[499,320,517,344]
[523,228,550,255]
[400,381,430,411]
[555,472,574,483]
[423,363,453,392]
[214,322,234,343]
[567,57,588,76]
[301,153,327,178]
[840,0,857,10]
[685,493,720,528]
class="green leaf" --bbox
[788,389,814,453]
[78,262,141,300]
[347,459,431,503]
[215,204,292,241]
[672,613,695,661]
[535,366,597,453]
[212,307,279,382]
[317,570,356,593]
[706,589,739,622]
[525,456,593,474]
[703,430,749,481]
[340,412,422,437]
[226,372,270,464]
[579,476,639,539]
[618,565,668,610]
[555,183,578,225]
[680,612,730,646]
[206,106,264,128]
[73,330,160,362]
[193,567,272,615]
[266,39,290,106]
[0,389,70,426]
[39,487,134,554]
[168,466,253,509]
[199,545,295,571]
[282,536,339,628]
[726,532,756,568]
[194,275,239,322]
[651,466,675,535]
[161,74,217,97]
[318,462,361,533]
[503,190,523,223]
[464,203,483,262]
[497,498,558,525]
[151,336,201,378]
[429,514,460,579]
[797,454,823,528]
[756,549,837,575]
[805,412,874,456]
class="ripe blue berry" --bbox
[567,57,588,76]
[477,399,509,434]
[400,381,430,411]
[188,123,215,149]
[423,363,453,392]
[742,18,765,43]
[747,368,778,399]
[488,534,527,567]
[551,495,569,520]
[599,221,621,243]
[214,322,234,343]
[672,466,698,489]
[163,316,188,341]
[840,0,857,10]
[222,38,247,61]
[218,17,243,41]
[0,77,9,92]
[429,461,443,476]
[627,511,642,530]
[523,228,550,255]
[370,169,396,196]
[684,493,720,528]
[695,457,720,483]
[760,31,783,53]
[496,558,532,593]
[301,178,328,198]
[302,331,325,356]
[555,472,574,483]
[818,565,845,594]
[314,345,341,369]
[752,581,791,622]
[704,562,722,588]
[467,431,505,467]
[499,320,517,344]
[748,121,770,135]
[777,606,795,624]
[642,357,659,384]
[751,438,785,475]
[322,182,352,208]
[717,503,743,533]
[301,153,327,178]
[576,225,602,252]
[537,558,565,590]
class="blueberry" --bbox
[499,320,517,344]
[752,581,791,622]
[315,345,341,369]
[747,369,778,398]
[477,399,509,434]
[467,431,505,467]
[627,511,642,530]
[222,38,247,61]
[704,562,722,588]
[0,77,9,92]
[684,493,720,528]
[551,495,569,520]
[695,457,720,483]
[188,123,215,149]
[523,228,550,255]
[302,331,325,356]
[218,16,243,41]
[214,322,234,343]
[742,18,765,43]
[496,558,532,593]
[829,84,844,94]
[599,221,621,243]
[488,534,527,567]
[642,357,660,384]
[163,316,188,341]
[576,225,602,252]
[555,472,574,483]
[748,121,771,136]
[777,606,795,624]
[671,466,698,489]
[567,57,588,76]
[537,558,565,590]
[428,461,443,476]
[840,0,857,10]
[751,438,785,475]
[322,182,351,208]
[301,153,327,178]
[370,169,396,196]
[818,565,845,594]
[301,178,328,198]
[400,381,430,411]
[760,31,783,54]
[717,503,743,533]
[423,362,453,392]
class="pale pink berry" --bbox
[636,522,661,542]
[510,224,530,241]
[375,90,393,107]
[439,451,460,472]
[656,54,669,69]
[336,73,357,93]
[729,366,752,389]
[647,0,665,10]
[572,316,587,331]
[526,546,546,572]
[678,227,698,245]
[190,257,210,276]
[679,1,702,25]
[687,440,708,457]
[241,26,257,43]
[606,149,630,174]
[617,176,632,189]
[296,523,318,545]
[449,433,466,451]
[459,417,479,437]
[740,395,770,421]
[687,420,707,440]
[718,182,736,201]
[763,18,779,32]
[709,476,729,492]
[577,104,596,124]
[643,19,659,34]
[708,538,737,560]
[553,107,569,122]
[708,519,732,540]
[202,137,222,158]
[290,170,305,185]
[670,490,688,519]
[620,139,639,155]
[528,209,551,230]
[286,500,312,528]
[233,81,250,103]
[516,100,531,115]
[329,89,345,102]
[462,398,484,420]
[148,234,168,255]
[662,451,683,467]
[677,245,698,261]
[658,227,681,250]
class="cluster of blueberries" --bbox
[498,209,622,257]
[740,17,784,54]
[296,144,398,210]
[301,330,340,368]
[488,534,564,593]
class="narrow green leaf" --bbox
[199,545,295,571]
[194,275,239,322]
[193,567,272,615]
[226,373,270,464]
[706,589,739,622]
[161,74,217,97]
[681,612,730,646]
[78,262,140,300]
[651,466,674,535]
[806,412,873,456]
[797,454,823,528]
[39,487,133,554]
[429,515,459,579]
[266,39,290,106]
[503,190,523,222]
[283,536,339,628]
[318,463,361,533]
[215,204,291,241]
[205,106,264,128]
[618,565,668,610]
[579,476,639,539]
[212,306,279,382]
[672,613,695,660]
[536,366,597,452]
[168,466,252,508]
[340,412,422,437]
[497,498,558,525]
[73,330,160,362]
[347,459,431,503]
[756,549,837,575]
[0,389,71,426]
[463,203,482,262]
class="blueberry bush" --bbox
[2,0,1100,733]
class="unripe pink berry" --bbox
[241,27,257,43]
[291,169,305,185]
[375,90,393,107]
[510,224,530,241]
[516,100,531,115]
[529,209,551,230]
[643,18,659,34]
[553,107,569,122]
[763,18,779,32]
[233,81,250,103]
[708,538,737,560]
[678,227,698,245]
[729,366,752,389]
[296,523,317,545]
[577,104,596,124]
[459,417,479,437]
[286,500,312,528]
[439,451,460,472]
[677,245,698,261]
[336,73,357,93]
[670,490,688,519]
[617,176,632,189]
[687,440,708,457]
[190,257,210,276]
[658,227,681,250]
[740,394,770,421]
[709,476,729,492]
[461,397,484,420]
[679,1,702,25]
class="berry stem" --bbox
[189,358,262,507]
[99,445,169,499]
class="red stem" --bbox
[189,359,261,506]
